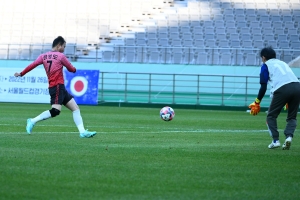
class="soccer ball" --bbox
[160,106,175,121]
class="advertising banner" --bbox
[64,70,100,105]
[0,68,49,103]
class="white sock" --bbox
[73,109,85,133]
[31,110,52,124]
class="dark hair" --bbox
[52,36,66,48]
[260,47,276,60]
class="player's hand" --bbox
[249,98,261,116]
[14,72,21,77]
[284,103,288,110]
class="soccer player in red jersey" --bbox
[14,36,96,138]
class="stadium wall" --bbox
[2,60,300,109]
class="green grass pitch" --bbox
[0,102,299,200]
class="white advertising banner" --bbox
[0,68,49,103]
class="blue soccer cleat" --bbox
[80,129,97,138]
[26,118,35,134]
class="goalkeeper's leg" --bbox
[284,83,300,139]
[266,91,287,148]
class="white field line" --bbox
[0,122,270,134]
[0,130,269,135]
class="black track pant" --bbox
[267,82,300,140]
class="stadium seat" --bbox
[287,28,298,35]
[230,40,241,48]
[225,21,236,28]
[223,8,234,15]
[290,41,300,49]
[124,51,135,63]
[20,46,31,60]
[249,21,260,28]
[278,41,290,49]
[136,32,146,39]
[289,35,300,42]
[183,50,195,64]
[170,39,182,47]
[227,33,240,41]
[231,51,244,66]
[205,39,217,48]
[262,28,273,35]
[136,47,148,63]
[194,39,205,48]
[182,32,192,40]
[148,38,158,47]
[196,52,209,65]
[277,34,288,41]
[282,51,293,63]
[252,34,263,41]
[160,48,171,64]
[245,53,258,66]
[265,40,278,48]
[220,52,232,65]
[148,51,160,63]
[224,14,235,21]
[171,52,183,64]
[241,40,253,49]
[0,45,8,59]
[192,26,203,34]
[216,33,227,41]
[159,38,169,47]
[215,27,226,34]
[102,51,113,62]
[274,27,285,35]
[182,39,193,47]
[240,33,252,41]
[8,47,20,60]
[211,51,220,65]
[235,14,246,23]
[236,21,248,29]
[253,40,264,48]
[214,20,225,28]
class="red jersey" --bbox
[20,51,76,88]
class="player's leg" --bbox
[63,90,96,138]
[283,82,300,150]
[26,85,64,134]
[266,87,288,149]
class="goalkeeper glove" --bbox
[249,98,261,116]
[284,103,288,110]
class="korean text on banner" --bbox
[0,68,49,103]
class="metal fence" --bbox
[1,44,299,66]
[98,71,272,107]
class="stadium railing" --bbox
[98,71,268,107]
[1,44,299,66]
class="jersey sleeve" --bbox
[260,63,269,84]
[61,55,76,73]
[20,55,43,76]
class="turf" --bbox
[0,103,299,200]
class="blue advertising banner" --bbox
[64,70,100,105]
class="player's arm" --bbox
[249,64,269,115]
[257,64,269,101]
[61,56,76,73]
[14,55,43,77]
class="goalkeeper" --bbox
[249,47,300,150]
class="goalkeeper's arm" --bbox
[257,83,267,102]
